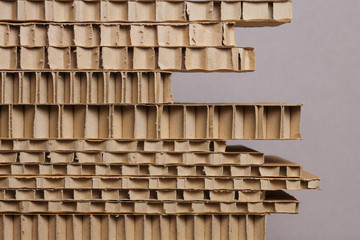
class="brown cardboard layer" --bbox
[0,139,227,152]
[0,157,301,177]
[0,173,319,190]
[0,46,254,72]
[0,150,264,165]
[0,1,292,27]
[0,214,266,240]
[0,104,301,140]
[0,71,173,104]
[0,22,236,47]
[0,189,265,202]
[0,194,298,214]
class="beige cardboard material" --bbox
[0,214,266,240]
[0,172,319,190]
[0,71,173,104]
[273,1,293,21]
[0,46,254,71]
[0,3,314,239]
[0,139,226,152]
[19,47,46,70]
[186,2,221,21]
[48,24,73,47]
[1,104,301,139]
[0,24,19,46]
[242,2,272,21]
[17,1,45,21]
[0,193,297,214]
[155,1,185,22]
[47,47,72,70]
[19,24,47,47]
[0,0,291,27]
[0,157,300,177]
[0,1,17,21]
[0,103,301,140]
[0,48,17,69]
[221,1,241,21]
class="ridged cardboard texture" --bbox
[0,139,228,152]
[0,0,319,239]
[0,214,266,240]
[0,156,301,177]
[0,104,301,140]
[0,71,173,104]
[0,46,254,71]
[0,0,292,27]
[0,22,236,47]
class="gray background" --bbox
[172,0,360,239]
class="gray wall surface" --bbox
[172,0,360,239]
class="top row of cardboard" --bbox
[0,0,292,26]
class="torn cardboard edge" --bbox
[0,46,255,72]
[0,71,174,104]
[0,103,302,140]
[0,1,292,26]
[0,22,236,47]
[0,214,267,240]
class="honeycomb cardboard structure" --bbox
[0,0,319,239]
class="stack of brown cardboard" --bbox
[0,0,319,239]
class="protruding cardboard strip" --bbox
[0,46,254,72]
[0,22,236,48]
